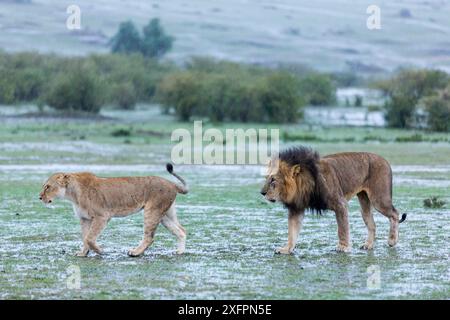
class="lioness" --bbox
[39,164,188,257]
[261,147,406,254]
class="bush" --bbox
[298,73,336,105]
[376,69,449,128]
[354,95,363,107]
[0,70,15,104]
[112,82,137,110]
[45,64,106,113]
[156,71,204,121]
[111,128,131,137]
[260,72,304,123]
[88,53,172,102]
[423,90,450,132]
[156,67,305,123]
[423,197,446,209]
[384,95,417,128]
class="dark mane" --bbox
[279,146,328,214]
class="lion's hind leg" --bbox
[357,191,376,250]
[161,204,186,254]
[368,192,400,247]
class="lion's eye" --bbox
[270,181,276,188]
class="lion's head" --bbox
[39,173,70,204]
[260,146,327,213]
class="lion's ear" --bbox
[291,164,301,176]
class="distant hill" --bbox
[1,0,449,74]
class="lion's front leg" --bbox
[335,204,351,253]
[276,209,304,255]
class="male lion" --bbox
[260,147,406,254]
[39,164,188,257]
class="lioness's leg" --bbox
[76,218,92,257]
[128,207,162,257]
[276,210,304,255]
[161,204,186,254]
[335,203,351,252]
[85,217,108,255]
[357,192,376,250]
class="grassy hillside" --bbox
[1,0,450,73]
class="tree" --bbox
[376,69,449,128]
[141,18,174,58]
[109,21,142,54]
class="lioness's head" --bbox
[261,147,327,212]
[39,173,70,204]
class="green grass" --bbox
[0,105,449,299]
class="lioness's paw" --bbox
[360,243,374,250]
[175,249,185,255]
[275,246,293,255]
[336,244,351,253]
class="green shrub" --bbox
[298,73,336,105]
[423,197,446,209]
[12,68,46,101]
[111,128,131,137]
[45,64,106,113]
[395,133,423,142]
[0,70,15,104]
[112,82,137,110]
[156,71,204,121]
[157,67,304,123]
[376,69,449,128]
[260,72,304,123]
[354,95,363,107]
[367,105,382,112]
[423,91,450,132]
[385,95,417,128]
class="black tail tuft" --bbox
[166,163,174,174]
[399,213,407,223]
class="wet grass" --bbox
[0,107,449,299]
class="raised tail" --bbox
[399,213,407,223]
[166,163,188,194]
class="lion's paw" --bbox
[360,243,374,250]
[336,244,351,253]
[275,246,293,255]
[75,250,89,257]
[127,249,141,257]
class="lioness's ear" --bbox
[291,164,301,176]
[59,174,71,186]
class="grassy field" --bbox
[1,0,450,72]
[0,105,449,299]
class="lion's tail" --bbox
[166,163,188,194]
[399,213,407,223]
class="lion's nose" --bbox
[39,196,42,200]
[260,191,267,196]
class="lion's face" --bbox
[39,173,69,204]
[261,160,307,205]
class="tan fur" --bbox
[262,151,403,254]
[39,167,188,257]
